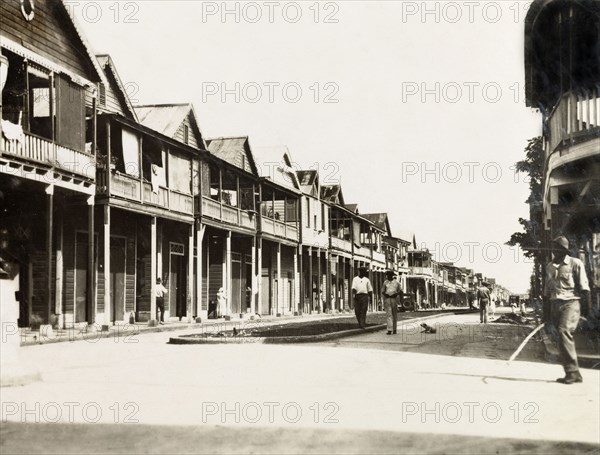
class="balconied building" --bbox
[1,0,104,327]
[525,0,600,317]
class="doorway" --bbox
[110,236,126,322]
[169,243,186,320]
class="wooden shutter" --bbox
[55,75,85,152]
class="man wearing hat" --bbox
[544,235,590,384]
[381,270,402,335]
[477,281,491,324]
[352,267,373,329]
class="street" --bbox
[1,308,599,454]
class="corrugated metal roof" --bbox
[345,204,359,213]
[361,213,388,231]
[253,146,299,191]
[206,136,258,175]
[134,104,191,138]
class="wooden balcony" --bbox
[331,236,352,253]
[98,170,193,216]
[201,196,257,231]
[410,267,433,277]
[547,90,600,157]
[261,217,299,242]
[372,250,386,265]
[1,131,95,185]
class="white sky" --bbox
[74,0,542,294]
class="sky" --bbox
[73,0,542,294]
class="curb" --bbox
[168,311,457,345]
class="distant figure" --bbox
[490,293,497,318]
[545,235,590,385]
[156,277,168,325]
[381,271,402,335]
[217,288,227,318]
[352,267,373,329]
[477,282,491,324]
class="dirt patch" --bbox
[494,313,535,325]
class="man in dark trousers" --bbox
[352,267,373,329]
[477,281,491,324]
[156,277,168,325]
[382,270,402,335]
[545,235,590,384]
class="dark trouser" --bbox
[480,299,489,323]
[157,297,165,322]
[552,299,580,374]
[384,297,398,332]
[354,294,369,328]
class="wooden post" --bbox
[103,206,111,326]
[308,247,313,313]
[87,195,95,324]
[293,247,298,315]
[326,251,331,313]
[150,217,157,325]
[55,201,63,328]
[196,222,205,320]
[257,236,262,315]
[276,243,282,315]
[298,246,303,315]
[250,236,256,315]
[187,224,194,323]
[317,247,321,313]
[225,231,232,316]
[45,185,54,324]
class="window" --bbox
[98,83,106,107]
[321,204,326,231]
[306,197,311,228]
[183,124,189,144]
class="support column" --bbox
[308,247,313,312]
[317,248,322,313]
[298,246,303,315]
[103,206,111,326]
[187,224,194,323]
[257,236,263,315]
[250,236,256,315]
[150,217,157,326]
[225,231,232,316]
[87,196,95,324]
[349,258,355,310]
[55,203,64,328]
[325,251,331,313]
[293,247,298,315]
[196,222,205,320]
[276,242,282,315]
[45,185,54,324]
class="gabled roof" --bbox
[361,213,392,236]
[206,136,259,176]
[320,185,344,205]
[296,170,319,196]
[253,145,300,191]
[96,54,137,120]
[0,0,106,86]
[134,103,205,148]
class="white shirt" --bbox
[352,276,373,295]
[155,284,168,298]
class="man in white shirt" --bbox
[155,277,168,324]
[381,270,402,335]
[352,267,373,329]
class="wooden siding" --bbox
[174,113,201,149]
[0,1,97,81]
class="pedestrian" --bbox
[382,270,402,335]
[477,281,491,324]
[156,277,168,325]
[544,235,590,385]
[217,287,227,318]
[352,267,373,329]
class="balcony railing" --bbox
[201,196,257,230]
[547,90,600,156]
[331,236,352,252]
[261,217,299,241]
[372,250,386,265]
[410,267,433,277]
[98,170,193,215]
[1,131,95,180]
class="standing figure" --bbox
[382,271,402,335]
[545,236,590,385]
[477,281,491,324]
[217,288,227,318]
[155,277,168,325]
[351,267,373,329]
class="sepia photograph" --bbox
[0,0,599,454]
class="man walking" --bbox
[352,267,373,329]
[477,281,491,324]
[156,277,168,325]
[545,235,590,385]
[382,271,402,335]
